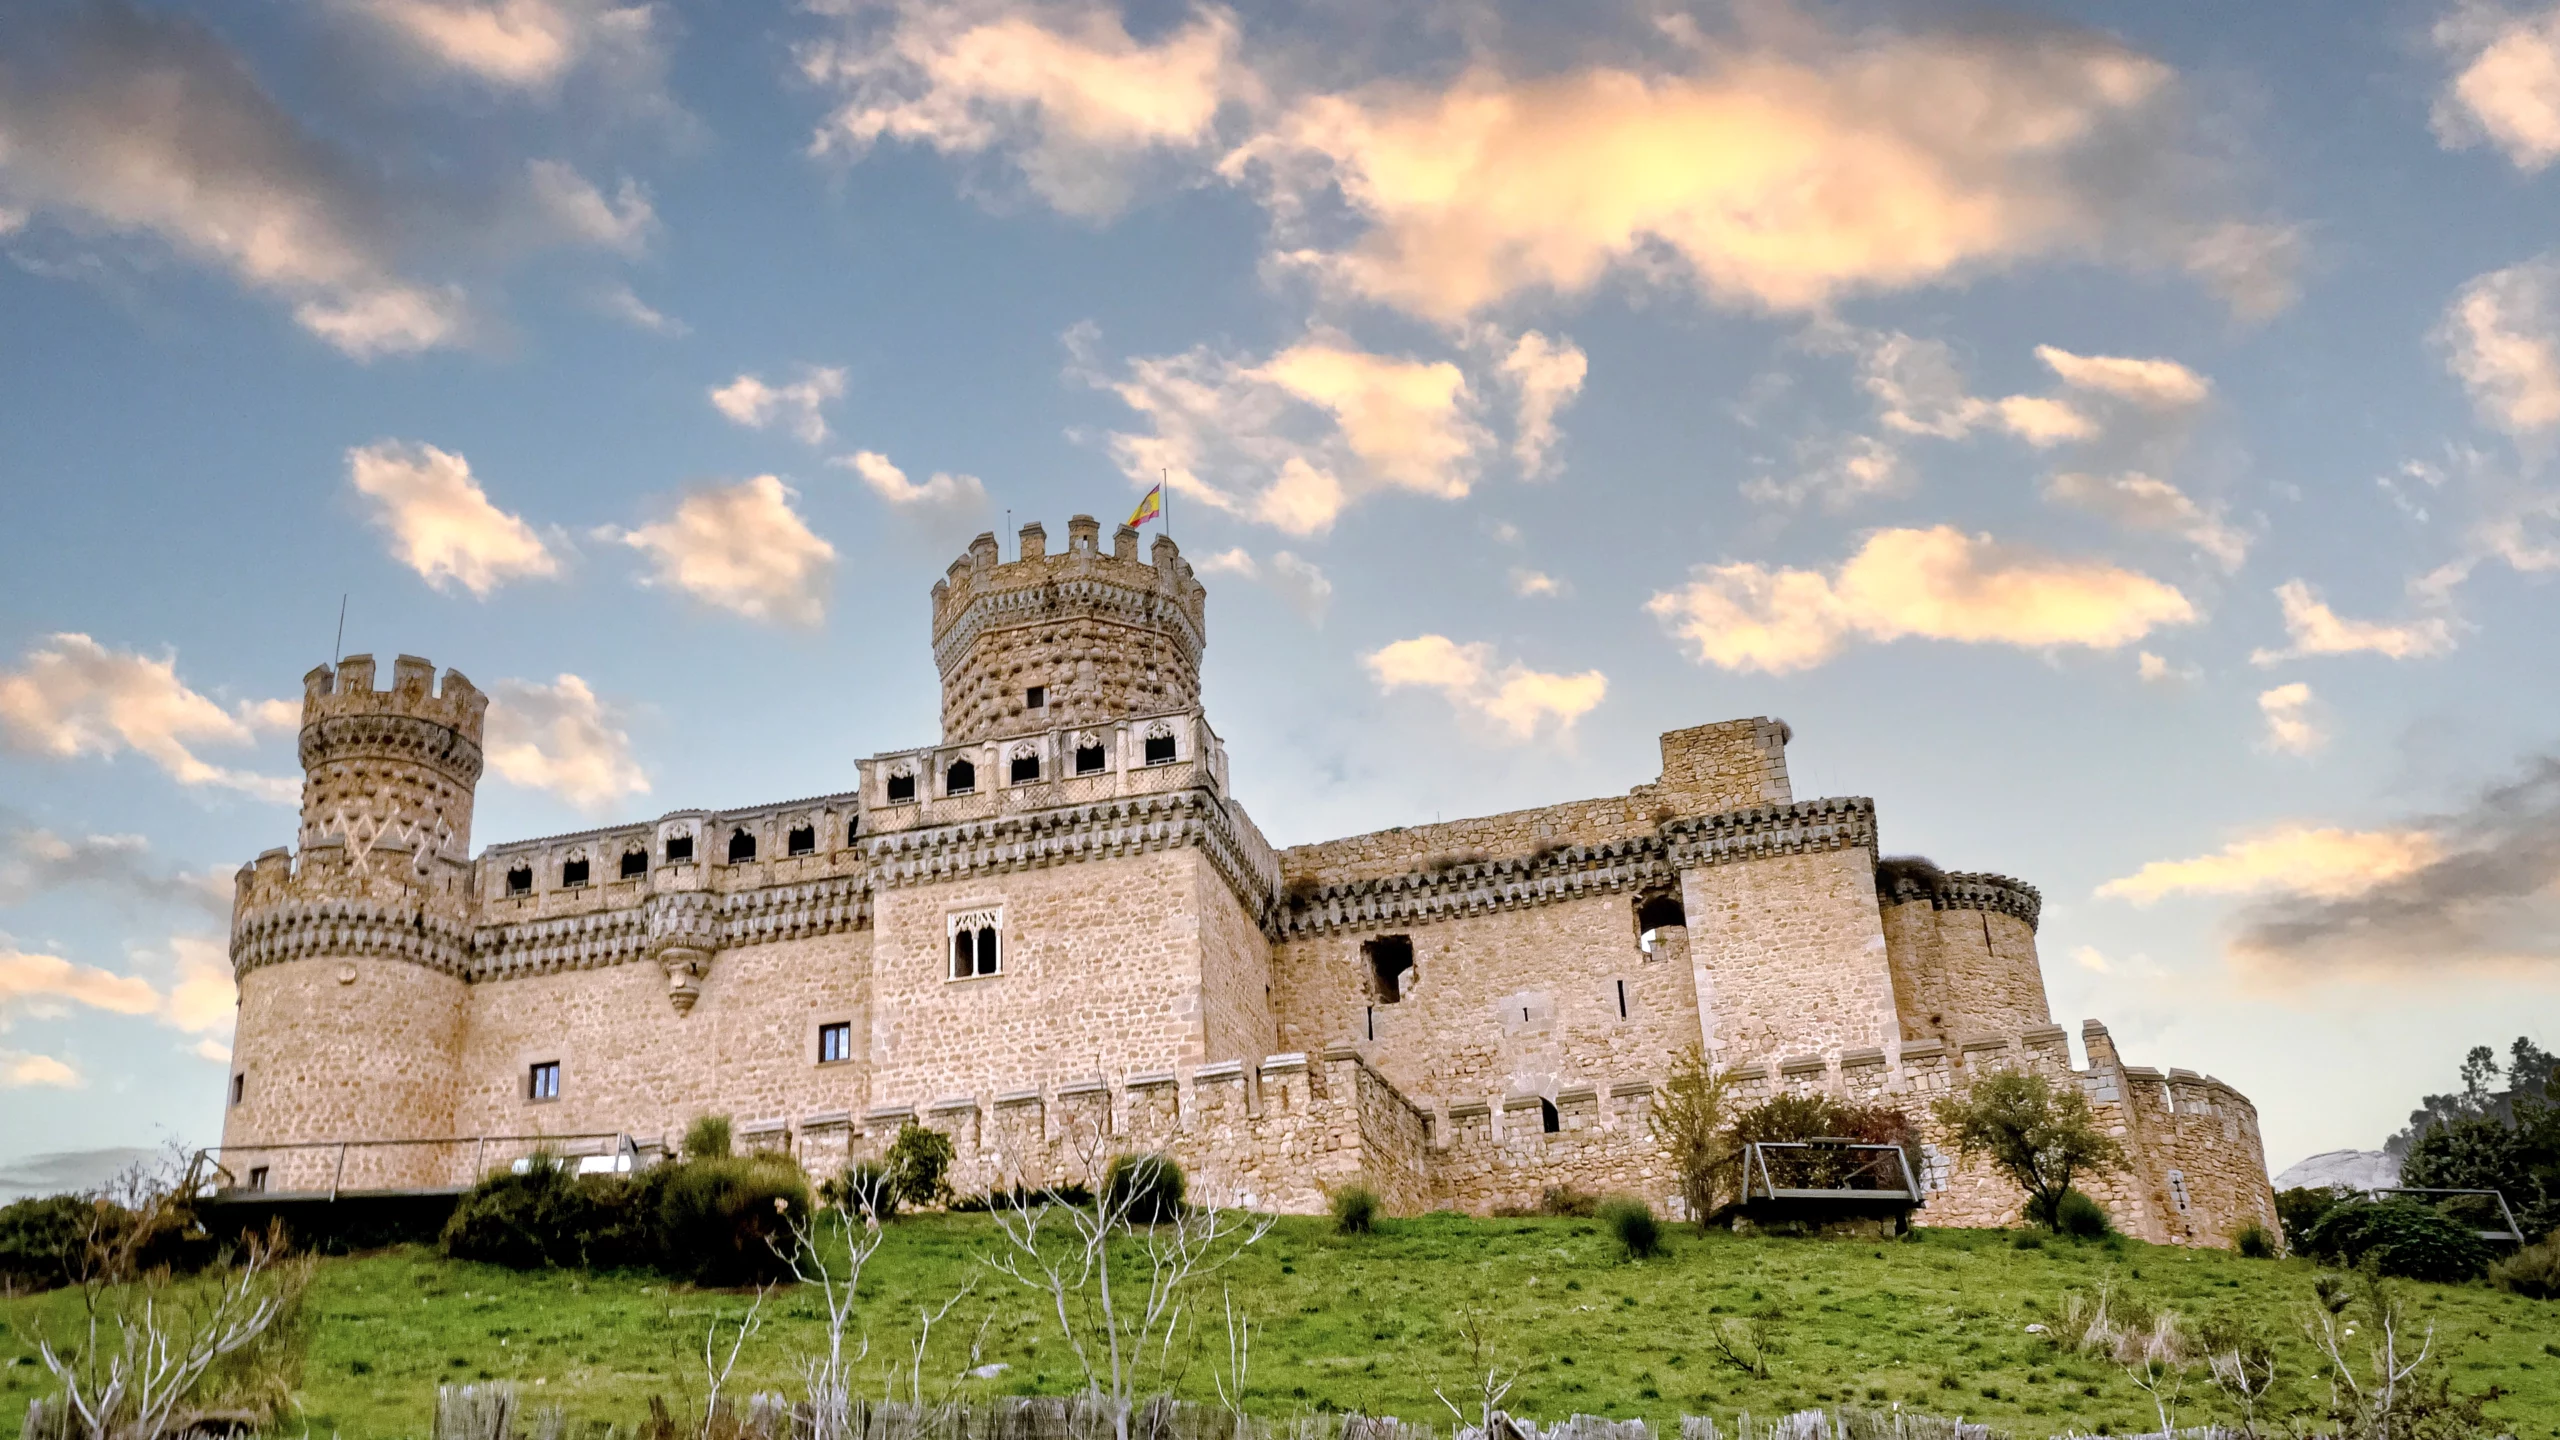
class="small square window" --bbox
[664,834,694,864]
[229,1072,245,1107]
[787,824,816,856]
[1026,685,1047,708]
[1074,743,1106,775]
[529,1061,561,1101]
[818,1022,853,1064]
[505,864,532,896]
[1144,733,1177,765]
[1010,752,1040,784]
[561,857,590,887]
[886,772,916,804]
[246,1166,269,1193]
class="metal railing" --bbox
[193,1132,645,1201]
[1738,1139,1920,1205]
[2365,1186,2528,1245]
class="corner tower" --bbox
[931,517,1205,744]
[222,655,487,1190]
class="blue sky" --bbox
[3,0,2558,1184]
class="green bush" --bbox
[885,1124,955,1209]
[2275,1185,2350,1254]
[2301,1198,2492,1283]
[1539,1186,1599,1218]
[1103,1153,1184,1224]
[654,1156,811,1286]
[0,1195,96,1291]
[2490,1228,2560,1299]
[1598,1196,1661,1259]
[2232,1219,2279,1258]
[821,1161,899,1223]
[682,1115,733,1160]
[950,1182,1093,1213]
[1330,1185,1380,1235]
[441,1159,651,1271]
[2052,1189,2112,1240]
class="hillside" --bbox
[2,1216,2551,1438]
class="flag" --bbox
[1126,484,1163,528]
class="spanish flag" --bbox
[1126,483,1163,528]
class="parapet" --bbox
[1875,860,2042,930]
[300,653,488,746]
[1650,718,1793,816]
[928,519,1206,669]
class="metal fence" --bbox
[193,1132,645,1199]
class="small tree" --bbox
[1650,1044,1736,1228]
[1932,1069,2125,1231]
[885,1123,957,1210]
[682,1114,734,1160]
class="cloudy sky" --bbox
[3,0,2558,1181]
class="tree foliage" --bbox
[1932,1071,2125,1231]
[2393,1034,2560,1237]
[884,1123,957,1209]
[1648,1044,1735,1227]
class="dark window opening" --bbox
[1616,979,1629,1019]
[529,1061,560,1101]
[505,865,532,896]
[1365,1004,1376,1042]
[229,1073,244,1107]
[1635,894,1687,933]
[1010,753,1040,784]
[847,816,861,845]
[246,1166,268,1193]
[1143,732,1177,765]
[976,927,1000,976]
[886,772,916,804]
[1026,685,1046,708]
[818,1022,852,1064]
[561,858,590,887]
[951,929,971,978]
[1539,1098,1560,1134]
[787,825,816,857]
[664,834,694,864]
[1365,935,1415,1003]
[946,759,976,794]
[727,828,757,864]
[1075,743,1107,775]
[620,850,648,879]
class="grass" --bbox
[3,1215,2556,1438]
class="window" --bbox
[664,833,694,864]
[1010,751,1040,784]
[619,849,647,879]
[2168,1169,2190,1213]
[1075,742,1107,775]
[505,864,532,896]
[948,908,1002,978]
[1365,935,1415,1003]
[229,1072,244,1107]
[1143,729,1177,765]
[886,771,916,804]
[1635,893,1686,953]
[1026,685,1046,708]
[246,1166,268,1193]
[529,1061,561,1101]
[946,759,977,795]
[561,857,590,887]
[727,828,756,863]
[846,816,861,845]
[787,824,816,857]
[818,1022,853,1064]
[1539,1098,1561,1134]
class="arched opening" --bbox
[1010,752,1040,784]
[727,828,757,864]
[951,928,974,979]
[1539,1098,1560,1134]
[505,864,533,896]
[561,857,590,887]
[1636,892,1686,953]
[619,849,647,879]
[1365,935,1415,1003]
[1075,743,1107,775]
[946,759,977,795]
[886,772,916,804]
[1143,732,1177,765]
[787,824,816,856]
[664,833,694,864]
[976,927,1000,975]
[846,816,861,845]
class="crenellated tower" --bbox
[930,517,1205,744]
[221,654,486,1190]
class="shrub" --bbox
[1652,1044,1738,1228]
[1728,1093,1924,1194]
[2301,1198,2491,1283]
[1538,1185,1599,1218]
[1103,1153,1184,1224]
[821,1161,899,1223]
[0,1195,97,1291]
[2052,1189,2112,1240]
[2232,1220,2279,1259]
[654,1156,811,1285]
[950,1182,1093,1213]
[1932,1072,2126,1233]
[2490,1228,2560,1299]
[884,1124,955,1209]
[442,1160,651,1271]
[1330,1185,1381,1235]
[682,1115,733,1160]
[2275,1185,2350,1255]
[1598,1196,1661,1259]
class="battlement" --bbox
[929,520,1204,653]
[1874,860,2042,930]
[300,653,487,744]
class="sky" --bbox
[3,0,2558,1187]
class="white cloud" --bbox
[2435,3,2560,170]
[0,827,231,917]
[595,282,685,335]
[346,440,559,596]
[159,935,235,1036]
[526,159,654,254]
[612,477,837,626]
[1647,526,2196,674]
[2033,345,2211,408]
[2438,253,2560,433]
[1195,547,1256,576]
[1498,331,1587,476]
[1509,568,1568,599]
[2070,944,2112,973]
[1187,546,1329,622]
[190,1036,232,1063]
[1222,23,2287,322]
[1994,394,2098,447]
[345,0,661,92]
[0,945,159,1023]
[1741,433,1908,511]
[1364,635,1605,741]
[2045,471,2249,569]
[2248,580,2455,664]
[485,674,649,810]
[802,0,1250,217]
[836,450,992,536]
[2258,682,2325,755]
[2098,825,2442,904]
[1,1051,80,1089]
[2135,650,2197,685]
[0,635,296,800]
[711,367,847,445]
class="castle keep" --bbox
[222,518,2276,1244]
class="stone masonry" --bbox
[220,519,2277,1246]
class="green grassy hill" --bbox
[3,1216,2552,1438]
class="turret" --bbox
[929,518,1207,745]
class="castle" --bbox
[221,517,2276,1244]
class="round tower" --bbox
[222,654,486,1191]
[930,516,1206,744]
